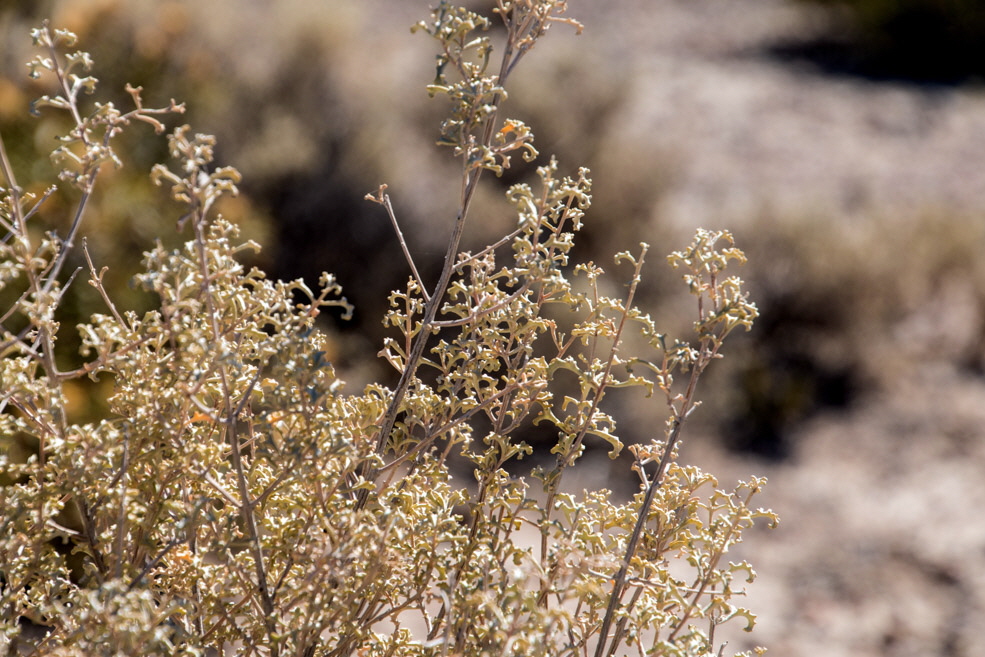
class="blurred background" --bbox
[2,0,985,655]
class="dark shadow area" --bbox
[719,280,868,461]
[767,0,985,85]
[725,347,858,461]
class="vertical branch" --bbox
[0,131,62,388]
[372,2,551,458]
[539,246,648,589]
[114,437,130,581]
[594,357,706,657]
[366,186,429,302]
[593,228,757,656]
[0,134,24,226]
[190,207,277,648]
[35,23,97,297]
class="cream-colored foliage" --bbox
[1,3,775,656]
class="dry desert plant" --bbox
[0,3,775,656]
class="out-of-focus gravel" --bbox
[543,0,985,230]
[537,1,985,655]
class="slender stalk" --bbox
[0,134,23,215]
[372,170,484,454]
[369,186,430,302]
[595,334,721,657]
[369,7,530,461]
[540,247,648,596]
[190,197,277,654]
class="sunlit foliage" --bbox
[1,3,775,656]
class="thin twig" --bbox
[40,182,94,295]
[370,7,528,460]
[189,190,278,652]
[114,436,130,581]
[83,238,125,324]
[39,26,95,295]
[431,280,532,328]
[594,337,718,657]
[452,225,523,274]
[367,185,429,301]
[0,134,25,221]
[538,246,647,561]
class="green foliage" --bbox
[1,3,775,656]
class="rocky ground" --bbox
[549,1,985,655]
